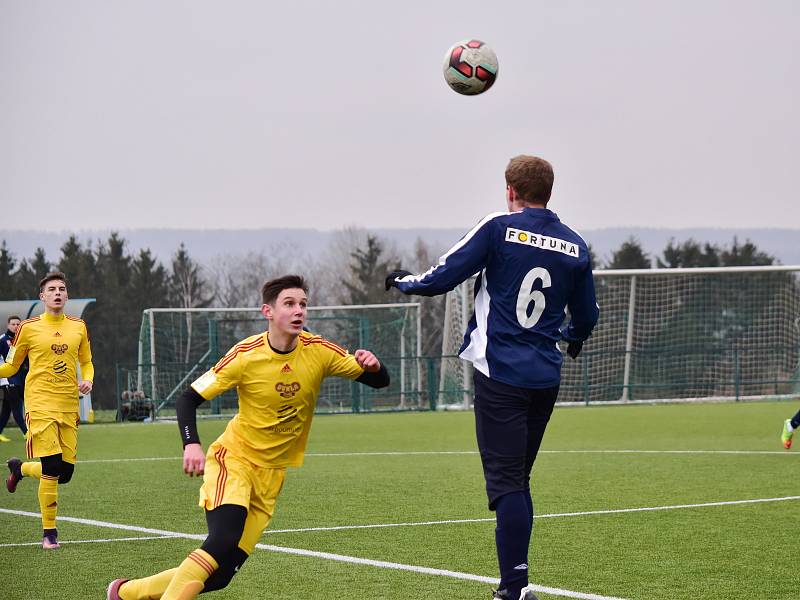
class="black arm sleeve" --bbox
[355,363,390,389]
[176,387,206,447]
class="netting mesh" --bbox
[440,267,800,404]
[438,284,474,408]
[131,304,421,417]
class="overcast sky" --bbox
[1,1,798,234]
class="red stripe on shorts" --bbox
[213,446,228,508]
[25,414,33,459]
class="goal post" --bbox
[131,303,422,419]
[439,265,800,406]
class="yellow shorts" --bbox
[199,440,286,554]
[25,410,79,463]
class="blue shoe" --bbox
[42,529,60,550]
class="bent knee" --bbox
[58,462,75,484]
[202,547,249,592]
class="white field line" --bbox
[5,496,797,539]
[0,508,204,539]
[263,495,800,534]
[75,448,800,464]
[3,496,799,597]
[0,535,172,548]
[0,508,625,600]
[539,450,799,456]
[253,543,628,600]
[78,457,182,464]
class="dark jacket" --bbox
[0,330,27,388]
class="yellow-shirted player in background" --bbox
[2,271,94,550]
[107,274,390,600]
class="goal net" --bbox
[439,265,800,405]
[131,303,421,418]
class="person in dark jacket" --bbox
[0,315,28,442]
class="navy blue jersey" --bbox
[0,332,26,387]
[394,208,599,389]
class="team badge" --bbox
[275,382,300,399]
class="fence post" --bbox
[620,275,636,402]
[149,310,158,419]
[583,354,590,406]
[427,357,438,410]
[115,363,122,421]
[352,380,361,413]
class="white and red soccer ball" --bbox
[442,39,498,96]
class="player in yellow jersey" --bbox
[107,274,390,600]
[1,271,94,550]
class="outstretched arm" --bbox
[176,387,207,476]
[354,349,390,388]
[386,213,499,297]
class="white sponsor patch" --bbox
[191,370,217,394]
[505,228,580,258]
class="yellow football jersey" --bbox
[191,330,364,468]
[0,312,94,413]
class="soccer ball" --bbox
[442,39,498,96]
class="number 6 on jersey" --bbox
[516,267,551,328]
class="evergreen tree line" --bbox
[600,236,775,269]
[0,232,778,409]
[0,234,215,409]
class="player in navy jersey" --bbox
[386,155,599,600]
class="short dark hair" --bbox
[39,271,68,292]
[7,315,20,323]
[261,275,309,305]
[505,155,554,206]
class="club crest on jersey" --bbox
[53,360,68,374]
[275,381,300,399]
[51,343,69,355]
[505,227,579,258]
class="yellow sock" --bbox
[21,461,42,479]
[38,475,59,530]
[161,549,218,600]
[119,568,177,600]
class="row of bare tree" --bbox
[0,229,445,407]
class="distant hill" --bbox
[2,227,799,268]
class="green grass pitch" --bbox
[0,401,797,599]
